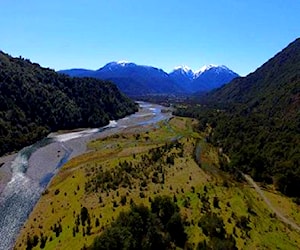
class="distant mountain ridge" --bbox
[59,62,239,96]
[169,64,239,93]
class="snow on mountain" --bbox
[193,65,239,91]
[174,65,193,74]
[102,61,136,71]
[195,64,217,76]
[172,65,194,79]
[194,64,233,77]
[116,60,130,65]
[172,64,234,79]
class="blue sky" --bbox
[1,0,300,76]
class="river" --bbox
[0,102,171,250]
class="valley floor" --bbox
[14,117,300,250]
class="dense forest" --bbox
[0,51,137,156]
[175,38,300,199]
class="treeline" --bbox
[0,51,137,155]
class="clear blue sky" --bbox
[1,0,300,76]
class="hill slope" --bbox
[176,38,300,198]
[0,52,137,156]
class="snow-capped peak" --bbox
[102,61,136,71]
[116,60,130,66]
[174,65,193,73]
[194,64,233,77]
[171,64,232,78]
[105,61,133,67]
[195,64,218,75]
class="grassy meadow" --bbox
[15,117,300,250]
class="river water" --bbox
[0,102,171,250]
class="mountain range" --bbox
[59,63,239,96]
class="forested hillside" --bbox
[0,52,137,156]
[175,38,300,198]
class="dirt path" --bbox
[243,174,300,232]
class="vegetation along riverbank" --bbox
[15,116,300,250]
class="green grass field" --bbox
[15,117,300,250]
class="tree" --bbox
[213,196,220,208]
[120,195,127,206]
[166,212,187,248]
[81,207,89,226]
[198,213,226,239]
[95,218,100,227]
[151,195,179,225]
